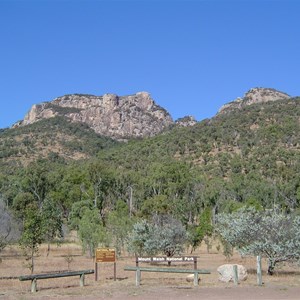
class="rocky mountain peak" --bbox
[175,116,197,127]
[218,88,291,115]
[16,92,174,140]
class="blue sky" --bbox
[1,0,299,129]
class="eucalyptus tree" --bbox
[20,160,50,208]
[128,214,187,257]
[78,208,107,258]
[216,207,300,274]
[106,200,135,255]
[41,198,63,256]
[187,207,213,253]
[86,160,117,219]
[19,206,44,273]
[47,162,89,217]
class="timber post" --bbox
[233,265,238,285]
[257,255,262,286]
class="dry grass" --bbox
[0,242,300,299]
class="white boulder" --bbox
[217,264,247,283]
[186,274,201,283]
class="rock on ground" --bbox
[186,274,201,283]
[217,264,248,283]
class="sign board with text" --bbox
[135,256,198,269]
[137,256,196,263]
[95,248,116,263]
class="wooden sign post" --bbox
[95,248,116,281]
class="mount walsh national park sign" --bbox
[137,256,196,263]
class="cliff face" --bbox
[14,87,292,140]
[18,92,174,140]
[218,88,291,115]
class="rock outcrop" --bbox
[217,264,248,283]
[175,116,197,127]
[218,88,291,115]
[16,92,174,140]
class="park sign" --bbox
[95,248,117,281]
[137,256,196,263]
[136,256,198,269]
[95,248,116,263]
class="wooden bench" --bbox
[124,266,211,286]
[19,269,94,292]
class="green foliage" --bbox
[187,207,213,253]
[106,200,135,255]
[155,215,187,257]
[128,215,187,257]
[12,192,36,219]
[220,237,234,261]
[2,96,300,257]
[41,198,63,255]
[0,116,118,167]
[216,207,300,274]
[48,162,90,217]
[221,200,243,214]
[19,207,44,273]
[140,195,170,217]
[127,219,154,256]
[78,208,107,257]
[68,200,93,230]
[85,160,118,216]
[20,161,50,206]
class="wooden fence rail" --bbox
[124,266,211,286]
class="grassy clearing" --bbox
[0,242,299,299]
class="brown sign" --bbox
[95,248,116,263]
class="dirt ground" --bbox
[1,242,300,300]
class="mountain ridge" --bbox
[218,87,290,115]
[13,91,173,141]
[11,87,293,141]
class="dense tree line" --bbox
[0,98,300,273]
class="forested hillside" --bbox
[97,97,300,215]
[1,95,300,261]
[0,116,118,168]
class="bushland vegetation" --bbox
[1,98,300,274]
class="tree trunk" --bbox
[46,243,51,257]
[267,258,275,275]
[31,247,35,274]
